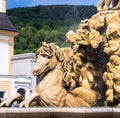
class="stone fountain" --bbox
[0,0,120,118]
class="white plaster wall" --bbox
[0,36,9,40]
[0,0,3,12]
[12,53,36,87]
[0,42,9,74]
[12,59,32,77]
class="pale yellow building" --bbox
[0,0,32,99]
[0,0,18,75]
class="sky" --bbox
[6,0,100,9]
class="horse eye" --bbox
[41,54,48,57]
[41,54,46,57]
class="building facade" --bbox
[0,75,31,99]
[12,53,36,87]
[0,0,35,100]
[0,0,18,75]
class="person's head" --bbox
[17,88,26,97]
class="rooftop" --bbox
[0,12,18,32]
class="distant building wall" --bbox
[0,0,6,13]
[12,53,36,87]
[0,81,11,98]
[0,42,9,74]
[0,31,18,75]
[0,0,18,74]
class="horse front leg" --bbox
[0,93,24,107]
[19,92,39,107]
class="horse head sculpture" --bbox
[33,42,65,77]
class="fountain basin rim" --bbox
[0,107,119,118]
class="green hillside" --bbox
[7,5,97,54]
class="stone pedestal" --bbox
[0,108,120,118]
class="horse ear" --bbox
[42,42,47,46]
[43,42,65,62]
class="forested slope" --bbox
[7,5,97,54]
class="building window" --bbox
[0,91,5,98]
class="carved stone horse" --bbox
[0,42,97,107]
[19,42,97,107]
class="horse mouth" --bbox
[32,68,49,77]
[32,70,43,76]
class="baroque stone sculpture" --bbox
[0,1,120,107]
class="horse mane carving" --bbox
[36,42,65,62]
